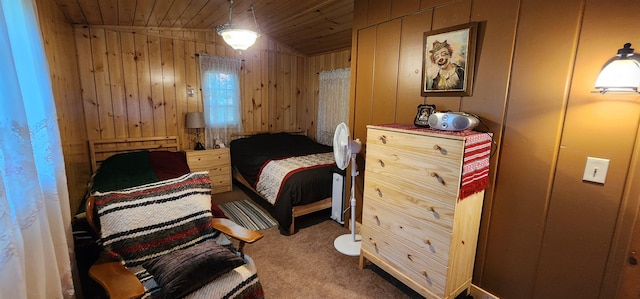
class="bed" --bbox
[79,136,264,299]
[229,132,342,235]
[77,136,224,219]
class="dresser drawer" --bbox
[367,128,464,160]
[364,172,456,228]
[365,146,461,199]
[361,227,448,297]
[186,149,230,171]
[209,166,231,183]
[362,195,452,266]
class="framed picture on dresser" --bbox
[414,104,436,128]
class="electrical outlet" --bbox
[583,157,610,184]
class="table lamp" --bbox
[186,112,206,150]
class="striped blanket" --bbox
[93,171,222,266]
[255,152,336,205]
[93,171,264,298]
[132,253,264,299]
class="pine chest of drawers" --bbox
[186,148,232,194]
[359,124,490,299]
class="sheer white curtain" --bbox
[0,0,75,298]
[317,68,351,145]
[199,55,243,147]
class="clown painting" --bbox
[422,22,478,97]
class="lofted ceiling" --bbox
[53,0,354,56]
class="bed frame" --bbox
[89,136,179,173]
[229,131,333,235]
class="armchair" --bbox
[85,172,264,299]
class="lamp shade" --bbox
[185,112,205,129]
[595,43,640,93]
[218,26,260,51]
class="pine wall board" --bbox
[36,0,89,216]
[73,26,313,152]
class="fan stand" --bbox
[334,153,362,256]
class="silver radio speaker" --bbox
[427,112,480,131]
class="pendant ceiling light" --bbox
[594,43,640,94]
[216,0,260,51]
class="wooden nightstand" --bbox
[185,148,232,194]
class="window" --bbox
[202,71,240,127]
[198,55,243,146]
[317,68,350,145]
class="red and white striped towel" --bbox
[460,132,492,199]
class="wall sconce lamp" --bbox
[594,43,640,94]
[186,112,206,150]
[216,0,260,51]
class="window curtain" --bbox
[317,68,351,145]
[198,55,243,147]
[0,0,75,298]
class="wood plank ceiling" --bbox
[52,0,354,55]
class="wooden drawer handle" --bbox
[430,172,446,185]
[377,159,385,167]
[373,214,381,225]
[433,144,447,155]
[428,206,435,212]
[375,188,382,197]
[407,254,413,261]
[378,135,387,144]
[422,271,429,278]
[424,239,431,246]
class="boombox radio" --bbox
[427,111,479,132]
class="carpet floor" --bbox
[243,214,423,299]
[213,184,424,298]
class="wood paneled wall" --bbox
[74,27,314,151]
[36,0,89,216]
[350,0,640,298]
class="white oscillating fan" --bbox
[333,122,362,256]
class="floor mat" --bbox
[219,199,278,231]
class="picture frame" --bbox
[421,22,478,97]
[414,104,436,128]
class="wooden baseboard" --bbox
[469,284,499,299]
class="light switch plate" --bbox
[583,157,610,184]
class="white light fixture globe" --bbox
[218,26,260,51]
[216,0,260,51]
[595,43,640,94]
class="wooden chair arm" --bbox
[211,218,264,244]
[89,253,145,299]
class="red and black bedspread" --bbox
[229,133,341,234]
